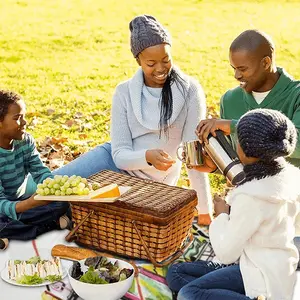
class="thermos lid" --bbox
[231,171,246,185]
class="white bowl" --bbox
[68,257,134,300]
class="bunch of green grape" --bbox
[36,175,91,196]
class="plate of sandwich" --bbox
[1,255,67,287]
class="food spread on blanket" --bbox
[36,175,120,198]
[7,256,63,285]
[70,256,133,284]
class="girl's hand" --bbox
[190,148,218,173]
[213,194,230,217]
[146,149,176,171]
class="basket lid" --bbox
[87,170,197,218]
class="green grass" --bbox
[1,0,300,192]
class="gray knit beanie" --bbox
[129,15,171,58]
[237,109,297,160]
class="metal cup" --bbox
[177,140,204,166]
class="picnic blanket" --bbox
[1,222,299,300]
[41,222,214,300]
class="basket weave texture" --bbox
[70,170,197,262]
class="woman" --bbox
[167,109,300,300]
[54,15,213,224]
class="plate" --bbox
[34,186,131,203]
[0,266,67,287]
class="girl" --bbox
[167,108,300,300]
[54,15,213,224]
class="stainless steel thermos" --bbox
[204,131,245,185]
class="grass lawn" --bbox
[0,0,300,191]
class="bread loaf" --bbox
[51,244,98,261]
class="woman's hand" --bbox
[15,195,51,213]
[213,194,230,217]
[196,118,231,145]
[146,149,176,171]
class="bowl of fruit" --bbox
[34,175,130,203]
[68,256,134,300]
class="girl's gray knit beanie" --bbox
[129,15,171,58]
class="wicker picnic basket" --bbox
[65,170,197,266]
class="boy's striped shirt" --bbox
[0,133,52,220]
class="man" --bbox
[196,29,300,266]
[197,29,300,167]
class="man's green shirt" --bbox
[221,67,300,167]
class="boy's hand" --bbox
[213,194,230,217]
[29,198,52,207]
[146,149,176,171]
[15,195,51,213]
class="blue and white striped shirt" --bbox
[0,133,52,220]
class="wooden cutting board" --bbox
[34,186,131,203]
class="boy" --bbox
[0,90,70,249]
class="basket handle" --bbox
[65,210,94,242]
[132,220,194,267]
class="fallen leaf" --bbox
[65,120,75,127]
[36,135,88,171]
[49,158,65,170]
[50,144,64,151]
[38,137,53,148]
[47,108,55,115]
[51,137,69,144]
[74,112,84,118]
[48,151,64,160]
[79,133,88,139]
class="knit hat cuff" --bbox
[131,36,170,57]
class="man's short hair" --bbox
[230,29,275,59]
